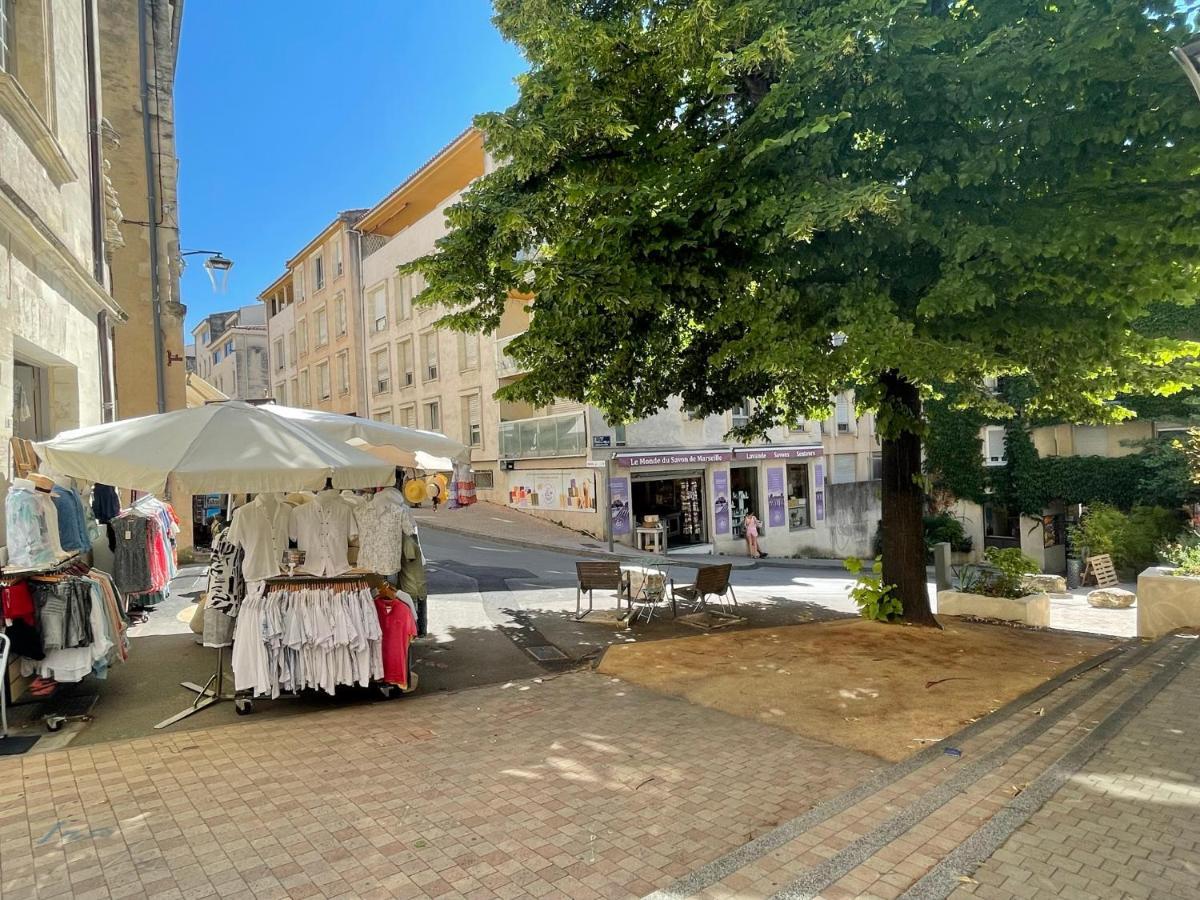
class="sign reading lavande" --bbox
[733,445,823,461]
[615,450,733,468]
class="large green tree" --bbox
[411,0,1200,625]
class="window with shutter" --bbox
[462,393,482,447]
[397,339,413,386]
[835,393,854,433]
[373,349,391,394]
[337,352,350,394]
[832,453,857,484]
[1072,425,1109,457]
[422,332,439,381]
[983,426,1007,466]
[316,362,330,400]
[334,293,346,336]
[370,285,388,332]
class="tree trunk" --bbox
[878,371,939,627]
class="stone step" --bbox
[647,634,1194,900]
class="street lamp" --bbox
[181,249,234,293]
[1171,41,1200,103]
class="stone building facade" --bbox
[191,305,269,401]
[1,0,124,550]
[99,0,187,417]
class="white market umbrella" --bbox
[260,404,471,465]
[35,401,396,498]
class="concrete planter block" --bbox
[936,590,1051,627]
[1021,574,1066,594]
[1087,588,1135,609]
[1137,566,1200,639]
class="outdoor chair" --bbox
[670,564,737,613]
[575,561,625,620]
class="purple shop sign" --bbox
[733,445,823,461]
[616,449,732,468]
[609,476,631,536]
[712,469,730,535]
[767,467,786,528]
[814,462,825,522]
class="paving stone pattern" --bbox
[0,673,873,900]
[648,634,1198,900]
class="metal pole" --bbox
[606,456,614,553]
[138,0,167,414]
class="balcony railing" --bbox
[495,333,529,378]
[500,410,587,459]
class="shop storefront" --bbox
[609,446,844,556]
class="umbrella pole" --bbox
[154,646,234,729]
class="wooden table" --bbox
[636,525,666,554]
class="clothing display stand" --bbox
[154,645,236,729]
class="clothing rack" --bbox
[0,552,84,584]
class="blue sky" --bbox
[175,1,525,334]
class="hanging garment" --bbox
[205,537,245,615]
[355,494,415,574]
[5,479,56,568]
[374,595,417,688]
[231,580,383,698]
[21,579,113,683]
[288,490,357,576]
[226,494,290,581]
[112,516,153,593]
[32,580,94,651]
[91,484,121,524]
[398,532,428,600]
[1,581,36,624]
[51,486,91,552]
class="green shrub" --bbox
[957,547,1040,599]
[923,513,973,554]
[844,557,902,622]
[1158,531,1200,576]
[1069,502,1185,575]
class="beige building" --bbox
[190,305,269,400]
[354,129,503,489]
[259,211,367,414]
[99,0,187,417]
[1,0,124,549]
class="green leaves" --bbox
[407,0,1200,440]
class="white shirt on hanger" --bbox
[288,490,357,576]
[227,493,291,582]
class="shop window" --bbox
[832,453,857,484]
[730,466,759,537]
[786,464,810,530]
[632,476,706,545]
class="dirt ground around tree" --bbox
[597,617,1120,761]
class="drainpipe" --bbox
[138,0,167,413]
[351,229,369,416]
[84,0,115,421]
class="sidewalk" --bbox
[412,501,851,570]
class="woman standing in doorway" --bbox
[743,511,764,558]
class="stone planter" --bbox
[1136,566,1200,639]
[936,590,1050,627]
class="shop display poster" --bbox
[712,469,730,535]
[609,476,631,535]
[508,470,598,513]
[767,466,786,528]
[815,462,826,522]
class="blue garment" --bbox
[51,487,91,552]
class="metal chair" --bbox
[671,564,737,613]
[575,561,625,620]
[626,561,673,623]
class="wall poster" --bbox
[712,469,730,535]
[508,469,598,513]
[767,466,786,528]
[609,476,631,535]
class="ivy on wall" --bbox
[925,380,1196,516]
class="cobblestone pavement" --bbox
[0,672,874,900]
[648,633,1199,900]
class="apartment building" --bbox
[355,129,502,493]
[1,0,125,548]
[259,211,368,414]
[190,305,269,401]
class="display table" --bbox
[636,525,666,554]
